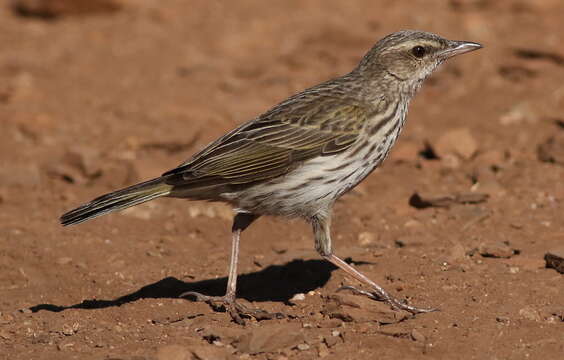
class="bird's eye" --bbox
[411,45,426,58]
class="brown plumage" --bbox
[60,30,482,323]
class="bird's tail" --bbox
[60,177,173,226]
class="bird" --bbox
[60,30,482,324]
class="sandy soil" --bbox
[1,0,563,359]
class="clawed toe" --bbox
[337,285,382,300]
[181,291,284,325]
[181,291,218,303]
[336,285,438,315]
[229,301,283,322]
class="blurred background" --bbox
[1,1,563,359]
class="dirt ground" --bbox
[1,0,563,359]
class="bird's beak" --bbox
[439,41,483,59]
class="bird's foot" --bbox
[181,291,284,325]
[337,285,438,315]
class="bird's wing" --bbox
[163,97,371,186]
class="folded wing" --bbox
[163,97,371,192]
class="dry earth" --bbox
[1,0,563,359]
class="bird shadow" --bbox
[28,258,369,313]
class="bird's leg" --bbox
[182,212,281,324]
[311,212,437,314]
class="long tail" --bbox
[60,177,173,226]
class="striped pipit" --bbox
[61,30,482,324]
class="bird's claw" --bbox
[181,291,284,325]
[336,285,438,315]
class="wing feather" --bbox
[164,97,372,187]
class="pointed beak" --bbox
[439,41,483,59]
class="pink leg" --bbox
[312,211,436,314]
[182,213,283,324]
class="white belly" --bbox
[223,106,406,218]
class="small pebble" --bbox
[544,248,564,274]
[318,343,330,357]
[324,336,339,348]
[411,329,426,343]
[56,257,73,265]
[290,293,305,302]
[404,219,423,228]
[519,306,541,322]
[479,241,515,258]
[357,231,376,246]
[0,330,11,340]
[508,266,520,274]
[434,127,478,160]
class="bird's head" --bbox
[358,30,482,95]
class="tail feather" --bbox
[60,177,173,226]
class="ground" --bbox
[0,0,563,359]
